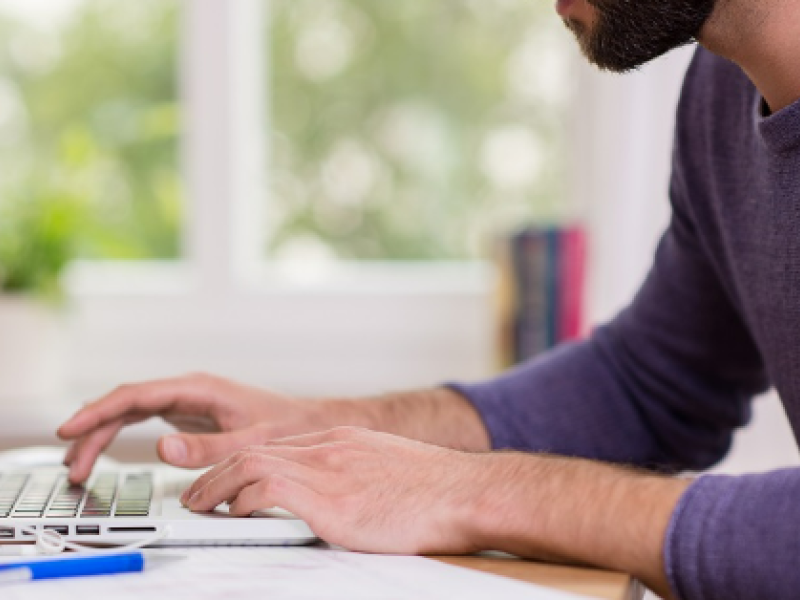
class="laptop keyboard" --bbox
[0,472,153,520]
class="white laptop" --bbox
[0,464,318,547]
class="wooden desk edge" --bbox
[432,556,645,600]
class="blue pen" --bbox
[0,552,183,584]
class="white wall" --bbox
[575,46,694,325]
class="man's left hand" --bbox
[182,426,489,555]
[182,425,689,599]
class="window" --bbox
[0,1,578,399]
[0,0,570,268]
[268,0,571,263]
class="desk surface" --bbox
[435,556,644,600]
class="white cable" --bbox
[0,525,173,557]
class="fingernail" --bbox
[188,491,200,508]
[68,468,80,485]
[180,489,191,505]
[162,436,188,464]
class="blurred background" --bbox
[0,1,796,479]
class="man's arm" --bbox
[447,112,769,472]
[180,427,689,599]
[328,386,491,451]
[471,455,800,600]
[468,456,690,599]
[58,375,491,482]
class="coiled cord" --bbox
[0,525,171,557]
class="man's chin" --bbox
[566,23,689,73]
[564,20,636,73]
[564,0,716,73]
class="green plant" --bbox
[0,0,182,262]
[0,188,82,300]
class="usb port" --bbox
[0,527,13,539]
[43,525,69,536]
[76,525,100,536]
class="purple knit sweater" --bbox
[451,47,800,599]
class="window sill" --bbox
[66,260,495,298]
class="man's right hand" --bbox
[57,373,490,485]
[57,373,342,484]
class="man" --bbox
[57,0,800,597]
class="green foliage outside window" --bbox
[0,0,181,261]
[269,0,570,261]
[0,186,81,298]
[0,0,569,267]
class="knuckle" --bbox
[194,435,215,457]
[257,476,276,495]
[185,372,216,388]
[236,453,265,477]
[241,444,263,455]
[112,383,135,396]
[233,446,256,461]
[317,444,349,469]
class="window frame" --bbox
[68,0,496,297]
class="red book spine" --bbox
[558,226,587,341]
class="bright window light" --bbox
[267,0,572,263]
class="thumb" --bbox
[158,426,266,468]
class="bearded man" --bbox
[58,1,800,597]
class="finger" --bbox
[57,375,217,440]
[186,454,317,513]
[181,453,242,505]
[66,410,151,471]
[66,421,124,484]
[158,424,271,469]
[180,442,338,503]
[63,442,79,466]
[64,427,112,472]
[228,475,328,523]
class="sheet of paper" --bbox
[0,546,592,600]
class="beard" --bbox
[564,0,717,72]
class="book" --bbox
[495,225,587,367]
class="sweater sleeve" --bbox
[448,94,769,473]
[447,48,785,600]
[448,175,769,470]
[666,470,800,599]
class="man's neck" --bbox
[700,0,800,113]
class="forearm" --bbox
[321,387,491,452]
[467,454,691,598]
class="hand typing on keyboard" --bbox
[56,374,351,484]
[57,373,486,486]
